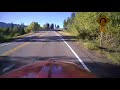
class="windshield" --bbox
[0,12,120,78]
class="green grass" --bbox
[105,52,120,64]
[83,41,99,50]
[1,35,13,42]
[96,49,120,64]
[83,40,120,64]
[0,32,33,43]
[60,30,120,64]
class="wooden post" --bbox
[99,25,105,47]
[100,31,103,47]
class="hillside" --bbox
[0,22,26,28]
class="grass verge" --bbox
[0,32,34,43]
[58,30,120,65]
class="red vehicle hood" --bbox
[0,60,97,78]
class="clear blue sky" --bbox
[0,12,72,28]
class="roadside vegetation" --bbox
[0,22,42,42]
[0,21,60,43]
[42,23,60,29]
[63,12,120,64]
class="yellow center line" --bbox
[0,32,48,56]
[38,32,47,37]
[1,42,30,56]
[15,32,34,38]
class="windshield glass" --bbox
[0,12,120,78]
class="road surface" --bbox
[0,29,120,78]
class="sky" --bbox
[0,12,72,28]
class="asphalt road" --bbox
[0,29,120,78]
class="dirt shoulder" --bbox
[57,30,119,66]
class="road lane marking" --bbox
[1,42,30,56]
[0,43,11,48]
[0,33,35,48]
[0,32,48,56]
[16,32,34,38]
[54,31,90,72]
[38,32,48,37]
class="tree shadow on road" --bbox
[36,29,62,31]
[13,35,78,42]
[0,56,120,78]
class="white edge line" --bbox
[0,43,11,48]
[54,31,91,72]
